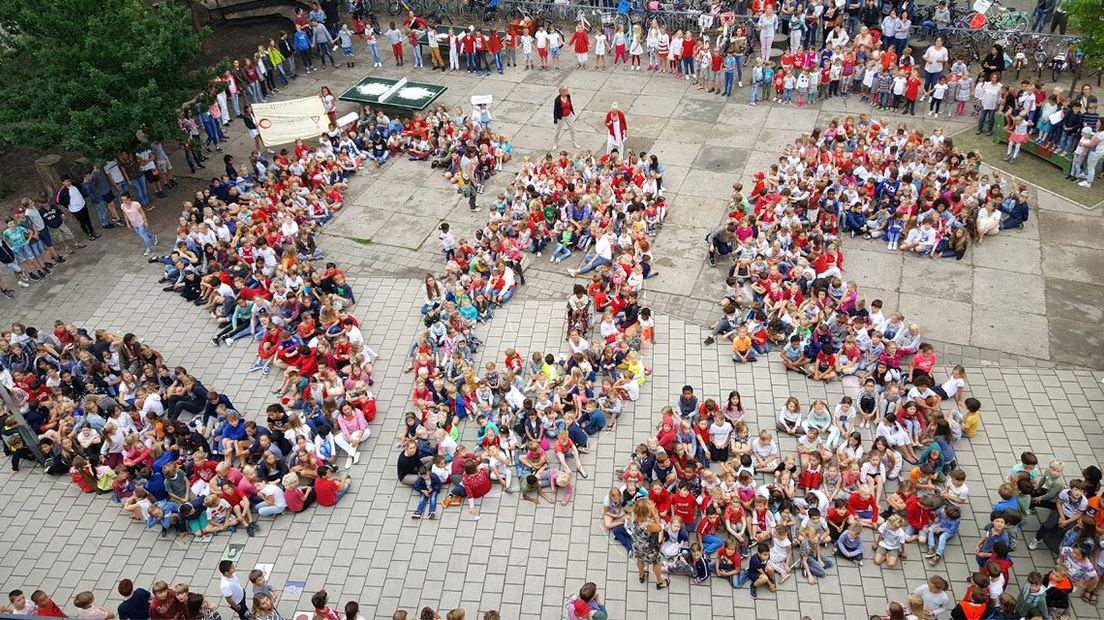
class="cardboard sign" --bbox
[221,542,246,563]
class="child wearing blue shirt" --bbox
[976,513,1012,568]
[875,71,894,109]
[758,62,775,107]
[885,214,905,250]
[924,505,960,566]
[145,500,180,535]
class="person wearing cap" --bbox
[1073,117,1104,188]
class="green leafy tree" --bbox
[0,0,215,162]
[1067,0,1104,70]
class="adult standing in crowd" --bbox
[552,86,580,150]
[604,103,627,155]
[981,45,1005,81]
[922,36,948,92]
[115,579,150,620]
[55,177,98,241]
[977,72,1003,136]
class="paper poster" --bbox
[254,563,273,580]
[283,581,306,601]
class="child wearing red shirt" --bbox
[780,51,794,71]
[670,483,699,526]
[314,465,351,507]
[904,494,939,542]
[848,486,879,527]
[904,72,922,115]
[695,505,725,554]
[716,538,744,586]
[649,479,672,516]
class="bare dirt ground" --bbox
[0,16,289,212]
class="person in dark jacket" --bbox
[55,176,98,240]
[999,191,1030,229]
[552,87,580,150]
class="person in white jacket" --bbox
[568,231,613,276]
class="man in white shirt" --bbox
[569,231,613,276]
[218,561,249,620]
[54,176,98,240]
[976,74,1003,135]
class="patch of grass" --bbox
[351,237,373,245]
[951,128,1102,209]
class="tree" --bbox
[0,0,214,163]
[1067,0,1104,72]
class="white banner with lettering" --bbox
[251,97,329,145]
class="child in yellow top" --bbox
[960,397,981,438]
[541,353,561,384]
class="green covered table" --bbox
[338,76,447,113]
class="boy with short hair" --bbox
[925,504,961,566]
[913,576,950,618]
[73,592,115,620]
[746,542,777,598]
[1015,571,1047,617]
[30,591,66,618]
[1,589,33,615]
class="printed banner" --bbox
[251,97,329,146]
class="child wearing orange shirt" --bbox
[731,325,757,363]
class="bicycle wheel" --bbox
[1009,14,1028,32]
[438,6,454,25]
[388,0,402,16]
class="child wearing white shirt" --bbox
[891,73,908,110]
[927,79,949,117]
[796,72,810,107]
[520,33,534,69]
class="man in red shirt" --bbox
[314,466,352,507]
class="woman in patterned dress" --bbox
[630,499,670,589]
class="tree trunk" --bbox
[34,155,64,202]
